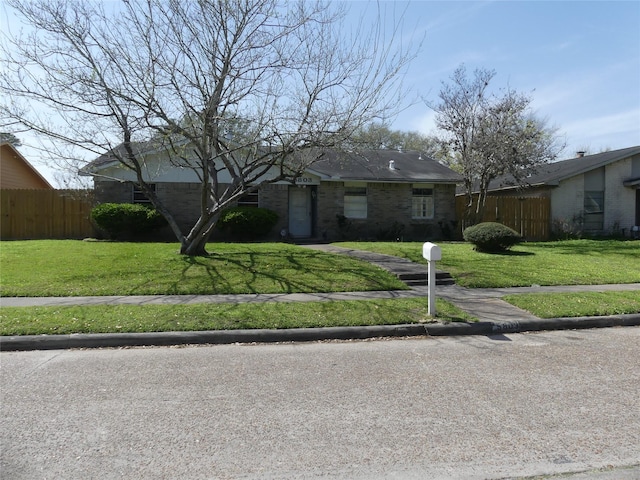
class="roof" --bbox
[82,142,463,184]
[79,138,173,175]
[0,142,53,189]
[309,149,463,183]
[488,145,640,192]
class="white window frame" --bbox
[344,182,367,219]
[412,183,434,219]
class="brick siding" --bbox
[95,179,458,242]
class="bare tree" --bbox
[0,0,417,255]
[428,65,563,224]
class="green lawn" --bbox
[335,240,640,288]
[0,298,475,336]
[0,240,406,297]
[1,239,638,336]
[504,291,640,318]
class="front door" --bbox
[289,187,312,237]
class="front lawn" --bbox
[335,240,640,288]
[0,298,475,336]
[0,241,406,297]
[504,291,640,318]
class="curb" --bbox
[2,314,639,351]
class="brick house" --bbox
[485,145,640,236]
[82,147,463,241]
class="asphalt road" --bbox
[2,327,639,479]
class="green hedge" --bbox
[91,203,167,239]
[463,222,522,252]
[217,207,279,240]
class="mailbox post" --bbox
[422,242,442,317]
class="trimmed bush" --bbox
[463,222,522,252]
[91,203,167,239]
[217,207,278,240]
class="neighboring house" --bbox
[0,142,53,189]
[485,145,640,236]
[81,147,463,241]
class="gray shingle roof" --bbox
[82,143,463,183]
[488,145,640,191]
[310,149,463,183]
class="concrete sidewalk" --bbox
[1,245,639,351]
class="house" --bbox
[485,145,640,236]
[81,147,463,241]
[0,142,53,189]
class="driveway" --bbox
[2,328,639,479]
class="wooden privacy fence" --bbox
[455,195,551,241]
[1,189,97,240]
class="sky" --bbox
[1,0,639,187]
[370,0,640,155]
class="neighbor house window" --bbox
[133,184,155,205]
[344,183,367,219]
[412,184,434,219]
[583,168,604,232]
[584,190,604,231]
[238,191,259,207]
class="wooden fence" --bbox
[1,189,97,240]
[455,195,551,241]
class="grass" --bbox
[0,298,476,336]
[335,239,640,288]
[0,240,406,297]
[1,239,638,336]
[503,291,640,318]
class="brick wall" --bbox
[95,179,459,242]
[316,182,457,241]
[605,157,635,232]
[95,180,203,233]
[259,183,289,238]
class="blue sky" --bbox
[2,1,639,185]
[356,0,640,157]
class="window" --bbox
[584,191,604,214]
[412,185,434,219]
[238,191,259,207]
[133,184,155,205]
[344,184,367,219]
[584,190,604,231]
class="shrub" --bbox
[91,203,167,239]
[463,222,522,252]
[551,214,584,240]
[217,207,278,240]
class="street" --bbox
[2,327,639,479]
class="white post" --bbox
[428,259,436,316]
[422,242,442,318]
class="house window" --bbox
[584,190,604,231]
[344,184,367,219]
[133,184,155,205]
[412,185,434,219]
[238,191,259,207]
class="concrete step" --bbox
[397,270,454,286]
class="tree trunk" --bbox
[179,215,219,256]
[180,238,210,256]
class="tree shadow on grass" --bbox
[167,249,402,295]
